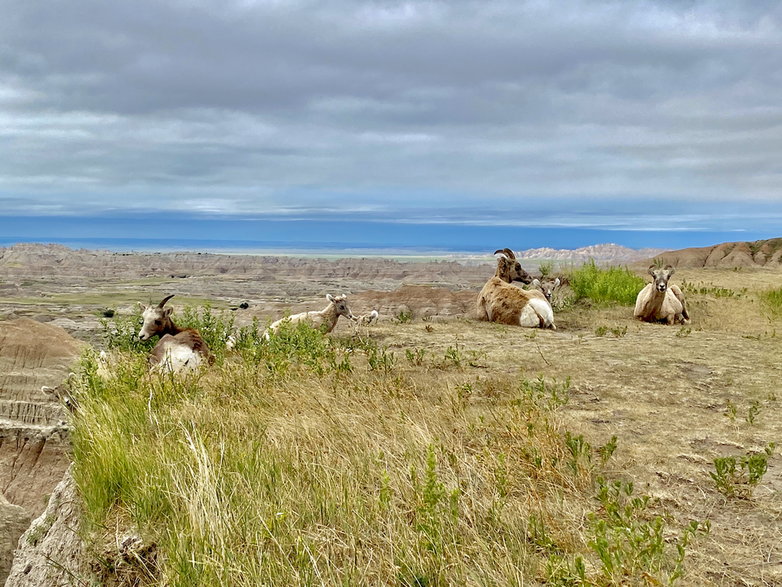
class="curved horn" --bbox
[493,248,515,259]
[158,294,175,308]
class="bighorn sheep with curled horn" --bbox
[265,294,355,339]
[634,265,690,325]
[138,294,212,372]
[476,248,556,329]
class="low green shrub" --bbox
[569,260,646,306]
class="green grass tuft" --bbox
[568,260,646,306]
[760,286,782,318]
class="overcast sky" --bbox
[1,0,781,234]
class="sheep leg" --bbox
[669,285,690,322]
[476,297,490,321]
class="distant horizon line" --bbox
[0,235,752,257]
[0,215,778,253]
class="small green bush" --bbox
[569,260,646,306]
[538,261,554,278]
[760,287,782,318]
[711,444,775,498]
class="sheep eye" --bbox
[154,320,162,326]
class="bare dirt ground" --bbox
[1,249,780,585]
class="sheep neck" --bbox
[319,303,339,326]
[159,318,185,337]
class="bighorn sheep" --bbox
[477,248,556,329]
[353,309,379,326]
[265,294,355,338]
[532,278,561,305]
[138,294,212,372]
[42,372,79,413]
[634,265,690,325]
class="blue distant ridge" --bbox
[0,215,776,253]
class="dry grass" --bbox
[58,266,782,585]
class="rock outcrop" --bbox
[647,238,782,269]
[4,466,91,587]
[0,495,30,585]
[0,318,84,582]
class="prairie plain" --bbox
[1,244,780,585]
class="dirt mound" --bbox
[0,318,85,403]
[647,238,782,269]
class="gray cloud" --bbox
[1,0,781,228]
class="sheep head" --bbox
[648,265,675,293]
[327,294,355,319]
[493,249,533,284]
[138,294,175,341]
[532,278,561,303]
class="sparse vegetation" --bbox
[69,309,714,585]
[396,308,414,323]
[710,445,775,499]
[595,324,628,337]
[5,252,782,586]
[538,260,554,277]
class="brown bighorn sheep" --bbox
[138,294,212,372]
[476,249,556,329]
[634,265,690,325]
[265,294,355,338]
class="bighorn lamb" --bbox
[634,265,690,325]
[138,294,212,372]
[532,277,561,305]
[265,294,355,338]
[476,248,556,329]
[354,309,379,325]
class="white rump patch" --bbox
[528,298,555,329]
[518,305,540,328]
[156,343,202,374]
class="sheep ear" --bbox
[648,265,657,276]
[665,265,675,274]
[164,307,173,317]
[327,294,335,302]
[532,279,541,288]
[553,278,561,287]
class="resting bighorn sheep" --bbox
[634,265,690,325]
[265,294,355,338]
[532,278,561,305]
[477,248,556,329]
[138,294,212,372]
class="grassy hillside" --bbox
[66,265,781,585]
